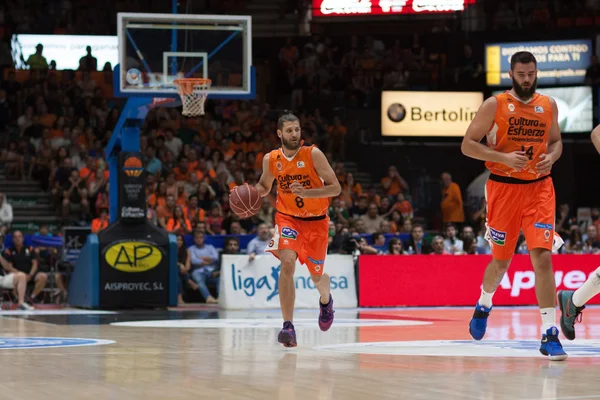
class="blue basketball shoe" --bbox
[539,326,568,361]
[469,303,492,341]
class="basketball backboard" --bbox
[116,12,253,100]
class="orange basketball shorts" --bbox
[485,176,555,260]
[266,213,329,275]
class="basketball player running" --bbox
[255,112,341,347]
[462,51,567,360]
[557,124,600,340]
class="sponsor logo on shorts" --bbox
[308,256,324,265]
[534,223,553,230]
[489,228,506,246]
[281,227,298,240]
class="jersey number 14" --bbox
[521,145,534,160]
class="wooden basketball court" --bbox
[1,306,600,399]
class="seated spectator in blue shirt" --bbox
[188,231,219,303]
[145,147,162,176]
[371,232,387,254]
[247,223,271,261]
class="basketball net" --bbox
[173,78,212,117]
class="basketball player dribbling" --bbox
[557,124,600,341]
[255,112,341,347]
[462,51,567,360]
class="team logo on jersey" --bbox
[297,161,305,168]
[281,227,298,240]
[535,106,544,113]
[489,227,506,246]
[276,162,283,171]
[508,103,515,112]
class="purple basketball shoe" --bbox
[319,294,335,331]
[278,321,297,347]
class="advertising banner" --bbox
[118,152,147,222]
[220,254,357,309]
[485,39,592,86]
[98,224,171,308]
[312,0,476,17]
[359,255,600,307]
[493,87,593,133]
[381,91,483,136]
[11,34,118,70]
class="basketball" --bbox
[229,183,261,218]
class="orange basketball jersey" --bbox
[486,92,553,181]
[268,145,329,218]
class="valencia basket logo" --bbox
[123,156,143,177]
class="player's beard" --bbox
[282,137,301,152]
[512,77,537,100]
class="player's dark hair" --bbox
[510,51,537,70]
[277,111,299,130]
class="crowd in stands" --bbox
[0,38,599,306]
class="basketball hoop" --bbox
[173,78,212,117]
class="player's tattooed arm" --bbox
[462,97,526,170]
[255,153,274,197]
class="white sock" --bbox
[478,289,494,308]
[540,307,556,333]
[572,267,600,307]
